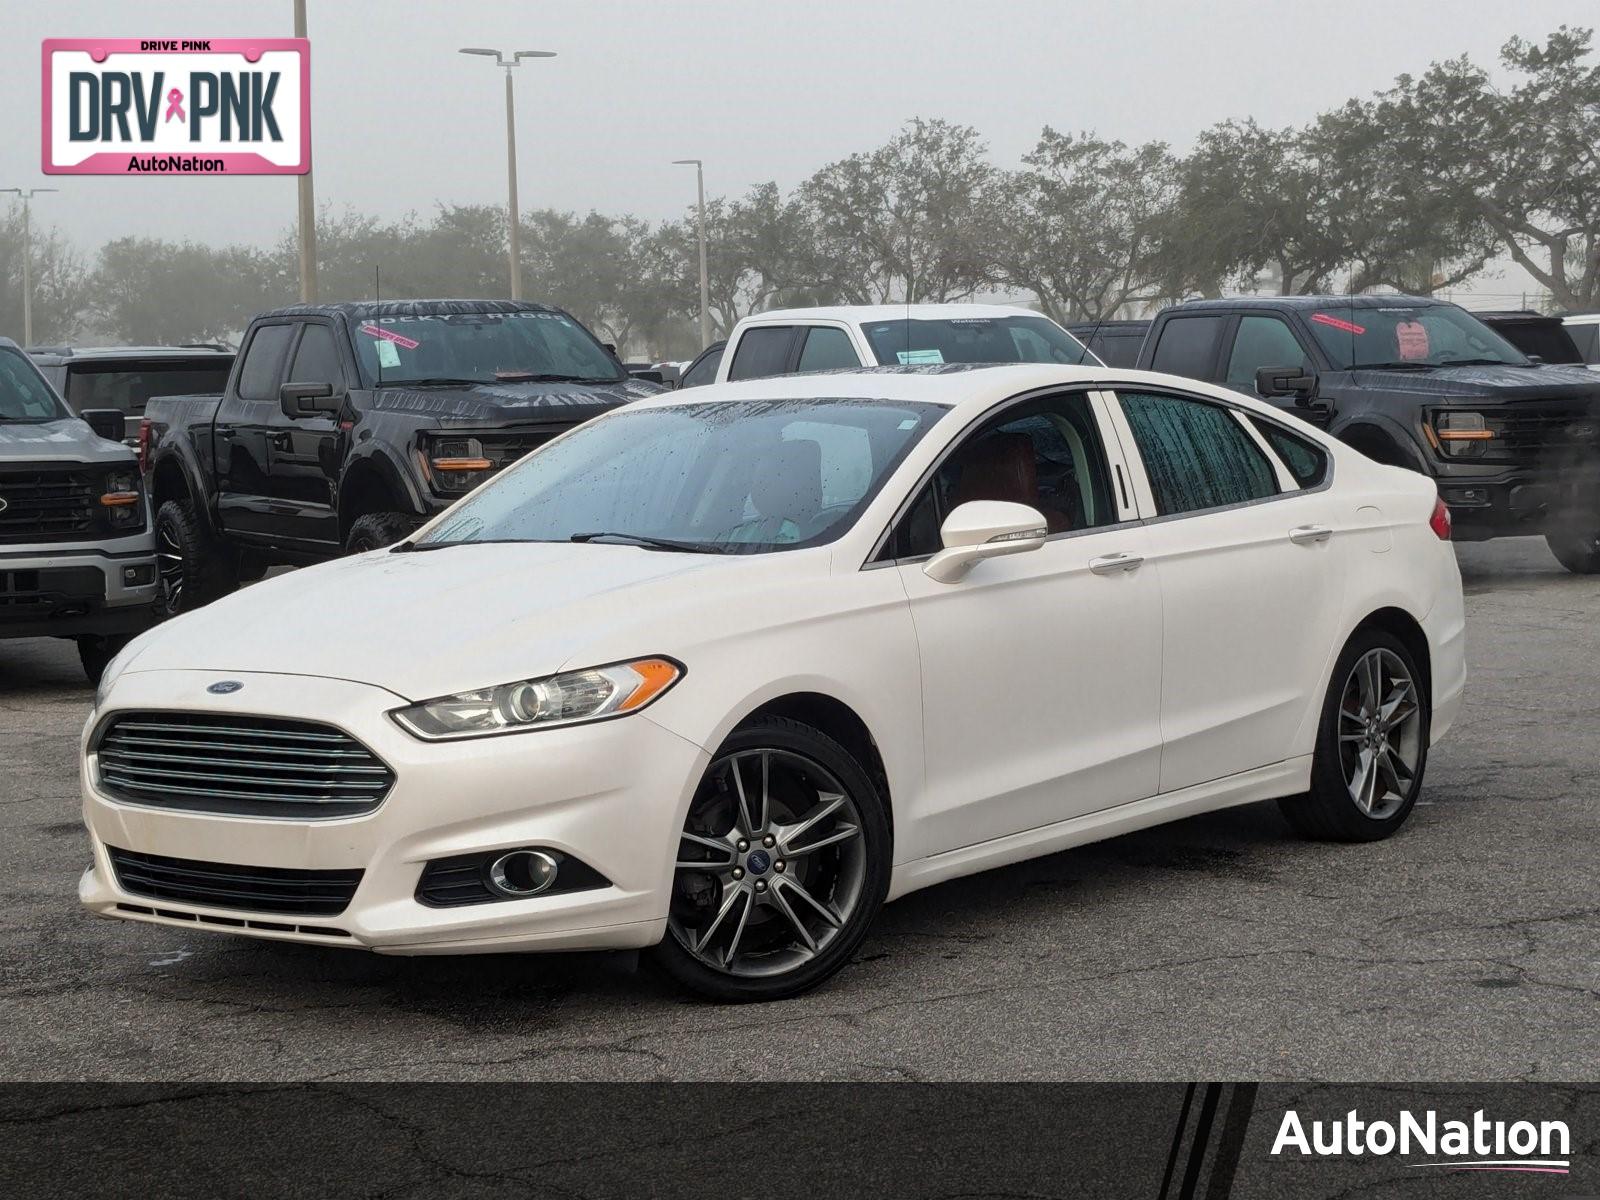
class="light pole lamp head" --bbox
[461,48,556,67]
[671,159,702,168]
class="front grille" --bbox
[107,847,362,916]
[0,466,99,543]
[1495,402,1600,463]
[95,711,395,819]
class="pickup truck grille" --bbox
[94,712,394,820]
[0,467,99,543]
[107,846,363,916]
[1496,402,1600,464]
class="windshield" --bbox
[1306,303,1529,369]
[862,316,1096,367]
[0,348,67,423]
[351,310,624,386]
[66,360,234,416]
[421,398,943,554]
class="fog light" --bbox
[1442,487,1490,507]
[123,564,156,586]
[487,849,559,897]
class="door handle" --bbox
[1289,524,1333,545]
[1089,552,1144,575]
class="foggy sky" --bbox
[4,0,1595,303]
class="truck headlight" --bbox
[391,658,682,740]
[1431,411,1495,458]
[100,469,146,529]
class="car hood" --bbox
[117,542,768,701]
[0,417,135,464]
[1343,363,1600,403]
[368,375,665,425]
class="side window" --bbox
[1118,391,1279,515]
[678,344,723,389]
[1248,415,1329,489]
[1149,316,1226,380]
[287,324,345,387]
[236,324,294,402]
[1225,315,1311,390]
[891,391,1118,558]
[795,327,859,372]
[1568,323,1599,364]
[727,327,796,381]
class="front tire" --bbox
[345,511,416,554]
[77,634,130,685]
[154,498,237,618]
[650,716,891,1002]
[1279,628,1430,841]
[1545,528,1600,574]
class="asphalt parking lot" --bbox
[1,538,1596,1082]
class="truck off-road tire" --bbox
[1279,628,1430,842]
[1545,529,1600,574]
[345,512,416,554]
[650,716,892,1003]
[154,498,238,619]
[77,634,130,685]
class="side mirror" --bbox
[80,409,127,443]
[1255,365,1318,405]
[280,381,340,419]
[924,500,1049,584]
[627,368,666,385]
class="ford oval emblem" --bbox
[207,680,244,695]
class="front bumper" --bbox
[79,669,709,954]
[0,535,157,639]
[1433,458,1600,539]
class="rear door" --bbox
[215,321,294,538]
[1107,387,1345,792]
[264,321,348,547]
[1144,314,1230,382]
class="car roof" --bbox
[1471,310,1561,324]
[1562,312,1600,325]
[256,298,567,323]
[738,303,1050,325]
[628,362,1256,414]
[1168,294,1446,313]
[27,345,234,363]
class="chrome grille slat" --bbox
[95,711,394,820]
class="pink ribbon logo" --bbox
[164,88,185,123]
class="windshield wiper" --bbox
[1436,357,1514,367]
[392,538,536,553]
[372,377,486,389]
[493,371,618,383]
[1350,361,1436,371]
[570,531,729,554]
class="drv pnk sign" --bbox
[42,39,309,175]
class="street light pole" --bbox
[461,48,557,301]
[294,0,317,302]
[1,187,58,346]
[672,159,710,348]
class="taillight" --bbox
[137,418,152,474]
[1429,496,1452,541]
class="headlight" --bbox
[391,657,682,740]
[1430,411,1495,458]
[101,468,145,528]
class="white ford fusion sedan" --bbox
[80,363,1465,1001]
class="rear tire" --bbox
[1279,628,1430,842]
[1545,529,1600,574]
[345,511,416,554]
[649,716,891,1002]
[154,498,237,618]
[77,634,130,685]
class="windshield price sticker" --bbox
[43,38,309,175]
[359,324,420,350]
[897,349,945,365]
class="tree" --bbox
[799,118,998,303]
[0,206,90,344]
[90,237,285,344]
[989,129,1179,321]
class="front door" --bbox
[888,389,1163,859]
[214,321,294,539]
[265,321,347,548]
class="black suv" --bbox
[1137,295,1600,571]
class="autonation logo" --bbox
[1273,1108,1571,1175]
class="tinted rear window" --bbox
[1149,316,1225,379]
[65,360,234,416]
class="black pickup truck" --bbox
[141,299,663,614]
[1136,295,1600,571]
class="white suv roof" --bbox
[742,303,1045,325]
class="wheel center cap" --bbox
[745,849,772,877]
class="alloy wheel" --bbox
[156,518,184,613]
[669,748,867,978]
[1337,647,1423,820]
